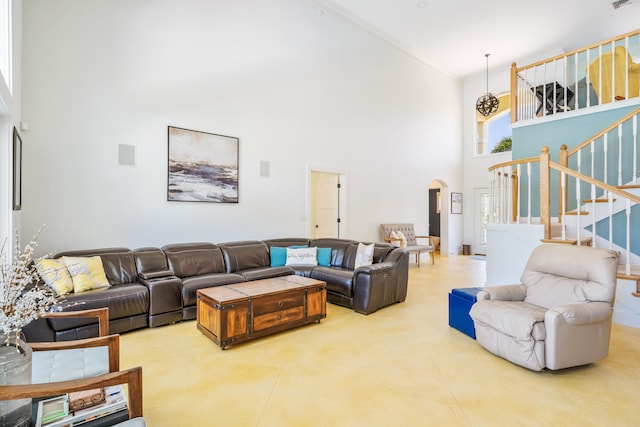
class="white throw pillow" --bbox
[389,231,401,247]
[397,231,408,248]
[285,247,318,266]
[355,243,374,269]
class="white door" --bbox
[311,172,340,238]
[474,188,490,255]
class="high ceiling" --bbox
[319,0,640,79]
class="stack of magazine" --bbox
[35,385,128,427]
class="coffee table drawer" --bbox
[252,291,305,331]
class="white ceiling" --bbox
[319,0,640,80]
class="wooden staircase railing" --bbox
[542,149,640,291]
[489,107,640,295]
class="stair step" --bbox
[583,198,616,203]
[617,184,640,189]
[540,237,592,246]
[617,265,640,280]
[565,211,589,215]
[617,272,640,281]
[616,265,640,297]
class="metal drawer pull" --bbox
[277,301,284,307]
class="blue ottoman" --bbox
[448,287,482,339]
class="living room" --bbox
[1,1,640,426]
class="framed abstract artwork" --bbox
[167,126,239,203]
[13,127,22,211]
[451,192,462,214]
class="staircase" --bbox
[488,106,640,303]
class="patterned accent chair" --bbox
[380,223,434,267]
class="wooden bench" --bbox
[380,223,434,267]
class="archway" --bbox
[428,179,449,256]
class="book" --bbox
[68,388,105,412]
[36,385,127,427]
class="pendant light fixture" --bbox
[476,53,499,117]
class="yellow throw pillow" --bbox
[36,258,74,295]
[62,256,111,293]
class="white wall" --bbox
[0,0,22,248]
[462,66,511,253]
[20,0,463,255]
[461,48,566,253]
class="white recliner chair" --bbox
[469,244,619,371]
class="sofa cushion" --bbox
[372,244,393,263]
[218,241,271,273]
[470,300,546,341]
[311,267,353,297]
[310,239,356,267]
[263,238,311,248]
[341,243,359,269]
[521,245,619,308]
[181,273,244,307]
[55,248,139,286]
[163,243,226,277]
[290,266,314,277]
[134,247,171,277]
[238,266,294,281]
[48,284,149,332]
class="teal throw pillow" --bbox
[317,247,332,267]
[270,247,287,267]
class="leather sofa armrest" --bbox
[138,270,174,280]
[355,262,396,275]
[352,260,407,314]
[477,284,526,301]
[547,301,612,325]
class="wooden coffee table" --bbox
[196,275,326,349]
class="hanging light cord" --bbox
[485,53,490,94]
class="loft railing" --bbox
[510,29,640,123]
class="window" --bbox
[0,0,11,92]
[475,92,512,155]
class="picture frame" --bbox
[167,126,239,203]
[451,192,462,214]
[13,127,22,211]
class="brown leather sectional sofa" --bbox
[24,238,409,342]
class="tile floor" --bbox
[120,254,640,426]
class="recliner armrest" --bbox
[547,301,612,325]
[476,284,526,301]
